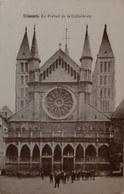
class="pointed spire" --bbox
[17,27,30,60]
[97,24,114,58]
[30,25,41,62]
[80,25,92,61]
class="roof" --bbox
[97,25,114,58]
[111,99,124,119]
[83,101,110,122]
[8,102,36,122]
[0,105,13,118]
[16,27,30,60]
[80,26,92,61]
[30,26,40,62]
[40,49,80,74]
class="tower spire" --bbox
[80,25,92,61]
[16,27,30,60]
[30,25,41,62]
[97,24,114,58]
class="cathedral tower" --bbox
[15,27,30,111]
[79,26,93,119]
[92,25,115,116]
[80,25,93,103]
[28,26,41,119]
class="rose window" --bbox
[44,88,75,119]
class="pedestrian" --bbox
[57,174,60,188]
[49,172,53,183]
[54,174,60,188]
[41,170,44,180]
[89,170,92,180]
[17,172,21,180]
[92,170,95,180]
[63,172,66,184]
[71,171,74,183]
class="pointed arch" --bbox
[54,144,61,162]
[76,144,84,162]
[85,145,96,162]
[20,144,30,161]
[98,145,110,161]
[63,144,74,156]
[32,144,40,162]
[6,144,18,162]
[42,144,52,156]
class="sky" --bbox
[0,0,124,112]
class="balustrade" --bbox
[4,131,113,139]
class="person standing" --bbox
[49,172,53,183]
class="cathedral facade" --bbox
[4,25,118,174]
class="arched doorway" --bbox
[54,145,62,171]
[85,145,96,162]
[20,144,30,161]
[63,144,74,172]
[98,145,110,162]
[42,144,52,175]
[6,144,18,162]
[76,144,84,162]
[32,145,40,162]
[54,145,61,162]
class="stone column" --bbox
[83,147,86,171]
[40,143,42,174]
[52,143,54,171]
[96,146,99,172]
[18,142,21,172]
[74,146,76,171]
[30,142,33,175]
[61,142,64,171]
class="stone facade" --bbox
[3,25,122,174]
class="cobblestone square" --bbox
[0,176,123,194]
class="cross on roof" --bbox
[63,28,71,45]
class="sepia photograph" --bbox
[0,0,123,193]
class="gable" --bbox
[40,49,80,82]
[9,102,35,122]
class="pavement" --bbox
[0,176,123,194]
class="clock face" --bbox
[43,87,76,119]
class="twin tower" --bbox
[15,25,115,117]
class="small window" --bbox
[100,76,102,85]
[21,63,24,72]
[25,62,28,72]
[100,62,103,72]
[108,88,110,97]
[104,76,107,85]
[25,75,28,84]
[84,70,87,81]
[104,88,106,98]
[21,75,24,85]
[108,61,111,72]
[104,62,107,72]
[21,88,24,97]
[74,70,77,80]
